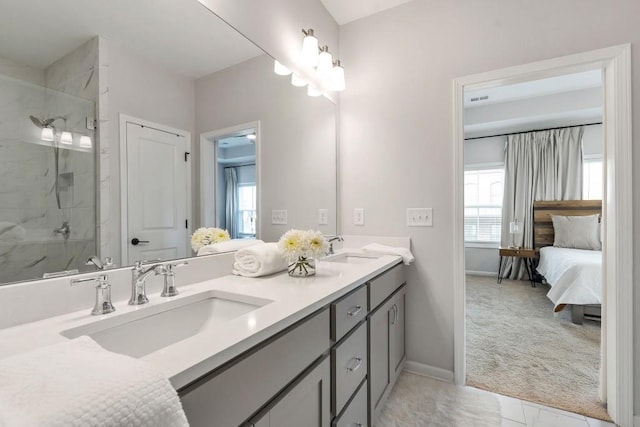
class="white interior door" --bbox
[125,122,188,264]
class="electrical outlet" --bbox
[353,208,364,226]
[318,209,328,225]
[407,208,433,227]
[271,210,287,225]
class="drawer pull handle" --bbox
[346,305,363,317]
[346,357,363,372]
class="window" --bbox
[583,158,603,200]
[464,168,504,243]
[237,184,256,236]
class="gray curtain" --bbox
[224,167,238,238]
[501,126,583,279]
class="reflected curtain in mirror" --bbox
[224,167,238,238]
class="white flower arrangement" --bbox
[278,229,329,260]
[191,227,230,252]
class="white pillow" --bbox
[551,214,601,250]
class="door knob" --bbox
[131,238,149,246]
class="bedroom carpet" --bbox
[465,275,609,421]
[378,372,502,426]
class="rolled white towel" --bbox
[197,238,264,256]
[362,243,415,265]
[0,336,188,427]
[232,242,288,277]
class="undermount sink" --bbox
[322,252,380,264]
[61,290,272,358]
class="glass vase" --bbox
[288,256,316,277]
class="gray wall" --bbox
[338,0,639,411]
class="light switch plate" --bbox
[271,210,287,225]
[318,209,328,225]
[353,208,364,226]
[407,208,433,226]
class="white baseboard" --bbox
[465,270,498,277]
[404,360,454,383]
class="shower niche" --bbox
[0,40,97,283]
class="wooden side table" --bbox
[497,247,537,287]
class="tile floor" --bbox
[483,389,616,427]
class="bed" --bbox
[532,200,602,324]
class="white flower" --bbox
[278,229,328,259]
[191,227,231,251]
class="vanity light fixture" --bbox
[60,131,73,145]
[329,60,346,92]
[41,127,54,141]
[79,135,92,148]
[291,73,307,87]
[301,29,319,67]
[274,60,292,76]
[316,46,333,80]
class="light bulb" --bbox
[291,73,307,87]
[273,60,292,76]
[329,60,346,92]
[301,29,319,67]
[60,131,73,145]
[79,135,92,148]
[307,85,322,97]
[317,46,333,80]
[246,134,256,140]
[41,127,54,141]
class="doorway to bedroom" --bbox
[461,68,607,420]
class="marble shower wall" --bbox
[0,39,97,284]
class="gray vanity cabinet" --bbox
[367,264,406,426]
[251,357,331,427]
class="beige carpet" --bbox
[378,372,502,427]
[465,275,609,421]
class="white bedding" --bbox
[536,246,602,311]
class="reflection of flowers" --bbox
[191,227,230,252]
[278,229,328,277]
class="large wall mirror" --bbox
[0,0,337,285]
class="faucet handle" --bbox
[160,261,188,297]
[71,274,115,316]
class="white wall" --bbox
[338,0,640,412]
[106,40,195,265]
[195,54,337,242]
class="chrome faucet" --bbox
[159,261,188,297]
[326,236,344,255]
[54,221,70,240]
[71,274,115,316]
[86,256,115,270]
[129,261,164,305]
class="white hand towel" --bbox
[0,336,188,427]
[197,238,264,256]
[232,242,288,277]
[362,243,415,265]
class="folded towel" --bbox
[0,337,188,427]
[197,238,264,256]
[362,243,415,265]
[232,242,288,277]
[0,222,26,242]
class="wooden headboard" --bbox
[532,200,602,250]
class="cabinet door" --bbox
[252,357,331,427]
[390,286,406,381]
[368,298,394,423]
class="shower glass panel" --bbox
[0,74,96,283]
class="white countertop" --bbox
[0,249,402,391]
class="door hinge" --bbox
[185,219,188,229]
[184,152,190,162]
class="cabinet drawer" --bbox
[180,308,330,427]
[368,263,405,310]
[332,321,367,416]
[333,380,367,427]
[331,285,368,342]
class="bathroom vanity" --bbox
[0,249,406,427]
